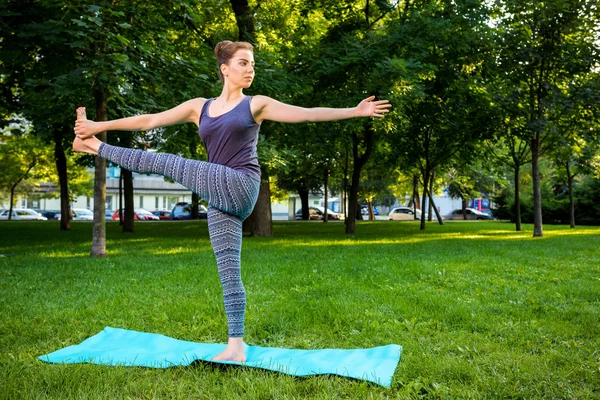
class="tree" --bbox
[304,0,400,234]
[493,0,600,236]
[0,120,54,219]
[1,0,215,253]
[390,0,496,230]
[547,75,600,227]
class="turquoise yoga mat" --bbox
[39,327,401,387]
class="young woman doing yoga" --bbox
[73,40,391,362]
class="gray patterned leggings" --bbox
[98,143,260,338]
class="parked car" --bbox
[361,206,380,216]
[0,208,48,221]
[444,208,493,220]
[111,208,160,221]
[73,208,94,221]
[388,207,424,221]
[55,208,94,221]
[38,210,60,220]
[171,202,208,220]
[151,210,172,220]
[105,209,115,219]
[295,206,343,220]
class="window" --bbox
[106,196,113,210]
[314,200,319,205]
[155,197,159,209]
[139,196,144,208]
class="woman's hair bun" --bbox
[215,41,233,59]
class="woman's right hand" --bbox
[74,107,99,139]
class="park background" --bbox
[1,0,599,398]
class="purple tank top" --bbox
[198,96,261,181]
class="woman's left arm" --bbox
[252,95,390,124]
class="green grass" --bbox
[1,220,599,399]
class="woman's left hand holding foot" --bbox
[74,107,100,139]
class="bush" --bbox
[492,176,600,225]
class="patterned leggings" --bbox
[98,143,260,338]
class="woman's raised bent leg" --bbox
[74,137,259,218]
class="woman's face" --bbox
[222,49,255,88]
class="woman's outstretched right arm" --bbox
[74,98,206,139]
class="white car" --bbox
[55,208,95,221]
[444,208,493,220]
[295,206,344,220]
[388,207,425,221]
[0,208,48,221]
[72,208,94,221]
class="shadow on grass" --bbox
[186,359,387,388]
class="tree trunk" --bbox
[118,170,123,225]
[427,188,444,225]
[8,185,15,221]
[323,170,328,223]
[514,164,522,231]
[229,0,254,42]
[122,168,134,232]
[243,178,272,236]
[420,169,429,230]
[566,163,575,228]
[413,175,420,209]
[9,162,35,221]
[298,186,309,220]
[189,141,199,220]
[191,192,200,219]
[531,132,543,237]
[462,198,468,220]
[54,130,70,230]
[343,147,349,218]
[91,88,108,257]
[428,170,434,221]
[345,126,374,234]
[355,202,363,220]
[367,199,375,221]
[346,169,361,234]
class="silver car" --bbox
[388,207,424,221]
[0,208,48,220]
[445,208,493,220]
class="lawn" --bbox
[0,220,598,399]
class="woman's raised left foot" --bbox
[72,136,101,155]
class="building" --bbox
[2,167,193,213]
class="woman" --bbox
[73,40,391,362]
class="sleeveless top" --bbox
[198,96,261,181]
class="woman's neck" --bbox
[219,85,244,101]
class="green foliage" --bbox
[493,176,600,225]
[0,118,54,204]
[389,0,497,179]
[0,116,93,205]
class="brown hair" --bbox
[214,40,254,82]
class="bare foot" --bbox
[73,136,101,155]
[212,338,246,363]
[77,107,87,120]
